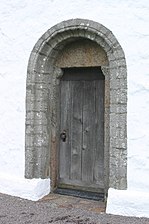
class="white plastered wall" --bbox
[0,0,149,216]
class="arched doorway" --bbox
[25,19,127,196]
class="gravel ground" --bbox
[0,193,149,224]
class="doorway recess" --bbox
[25,19,127,194]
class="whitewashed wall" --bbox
[0,0,149,217]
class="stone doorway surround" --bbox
[25,19,127,193]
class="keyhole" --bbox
[60,131,67,142]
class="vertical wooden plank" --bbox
[70,81,83,181]
[82,80,96,184]
[93,79,104,187]
[59,80,71,182]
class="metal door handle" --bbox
[60,130,67,142]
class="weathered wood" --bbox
[59,80,71,181]
[82,80,95,184]
[61,67,104,81]
[59,67,104,192]
[57,182,105,193]
[94,80,104,187]
[70,81,83,180]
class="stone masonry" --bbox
[25,19,127,192]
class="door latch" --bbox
[60,130,67,142]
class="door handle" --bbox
[60,130,67,142]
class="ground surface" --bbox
[0,193,149,224]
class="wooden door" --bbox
[58,67,104,194]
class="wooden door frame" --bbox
[25,19,127,194]
[49,67,106,192]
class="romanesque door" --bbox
[58,67,104,194]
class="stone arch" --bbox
[25,19,127,192]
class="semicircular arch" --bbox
[25,19,127,191]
